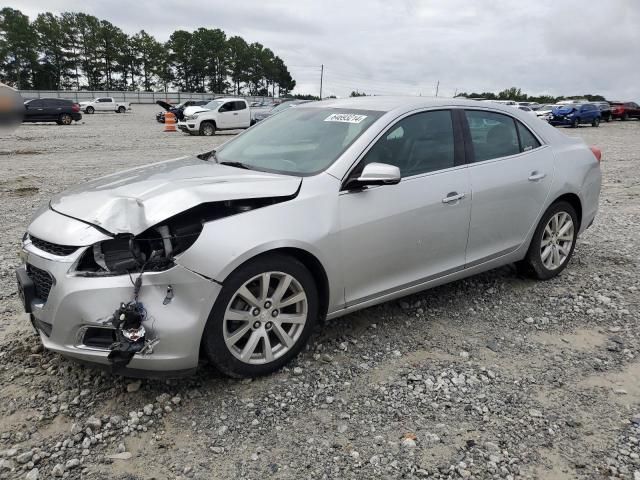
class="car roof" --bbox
[302,96,535,115]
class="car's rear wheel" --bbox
[571,117,580,128]
[592,117,600,127]
[86,106,94,114]
[622,113,629,121]
[202,254,318,378]
[519,201,578,280]
[199,121,216,136]
[117,106,126,113]
[58,113,72,125]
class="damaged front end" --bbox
[65,197,295,371]
[20,156,303,374]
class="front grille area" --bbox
[26,265,54,301]
[30,235,78,257]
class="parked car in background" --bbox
[610,102,640,121]
[515,105,536,115]
[156,100,210,123]
[79,97,130,114]
[549,103,601,127]
[17,97,601,377]
[535,104,559,121]
[178,98,251,136]
[593,101,612,122]
[23,98,82,125]
[252,100,313,123]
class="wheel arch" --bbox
[552,192,582,229]
[218,247,330,322]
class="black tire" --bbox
[519,201,579,280]
[622,113,629,121]
[58,113,72,125]
[86,106,94,114]
[117,106,126,113]
[604,113,611,122]
[592,117,600,127]
[202,253,318,378]
[571,117,580,128]
[199,121,216,136]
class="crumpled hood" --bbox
[553,106,575,115]
[50,156,301,235]
[183,106,210,117]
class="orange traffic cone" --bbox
[164,112,177,132]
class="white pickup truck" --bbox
[79,97,131,114]
[178,98,251,136]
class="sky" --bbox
[7,0,640,100]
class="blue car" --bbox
[549,103,601,127]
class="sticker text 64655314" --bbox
[324,113,368,124]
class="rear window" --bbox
[465,110,520,162]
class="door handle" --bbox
[528,172,546,181]
[442,192,465,204]
[233,112,238,115]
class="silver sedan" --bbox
[17,97,601,377]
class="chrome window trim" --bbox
[340,106,461,188]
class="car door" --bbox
[216,101,236,129]
[339,109,471,306]
[49,99,67,120]
[25,99,46,121]
[463,109,554,267]
[232,101,249,127]
[97,98,111,111]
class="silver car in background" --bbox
[16,97,601,378]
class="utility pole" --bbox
[435,80,440,97]
[319,64,324,100]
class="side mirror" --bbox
[345,162,401,190]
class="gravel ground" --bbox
[0,105,639,480]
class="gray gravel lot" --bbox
[0,105,639,479]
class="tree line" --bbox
[455,87,606,104]
[0,7,296,96]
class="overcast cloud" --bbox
[7,0,640,99]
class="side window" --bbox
[465,110,520,162]
[29,100,44,108]
[234,101,246,111]
[516,121,541,152]
[219,102,233,112]
[361,110,455,177]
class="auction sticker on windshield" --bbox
[324,113,368,123]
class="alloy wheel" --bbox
[540,212,574,270]
[223,271,308,365]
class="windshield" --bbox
[216,108,383,175]
[203,100,222,110]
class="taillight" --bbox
[590,146,602,163]
[72,103,80,112]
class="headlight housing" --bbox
[73,215,204,276]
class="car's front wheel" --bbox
[117,106,126,113]
[592,117,600,127]
[571,117,580,128]
[519,201,578,280]
[86,106,94,114]
[199,121,216,136]
[202,254,318,378]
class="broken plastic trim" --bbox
[107,301,146,369]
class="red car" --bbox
[610,102,640,121]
